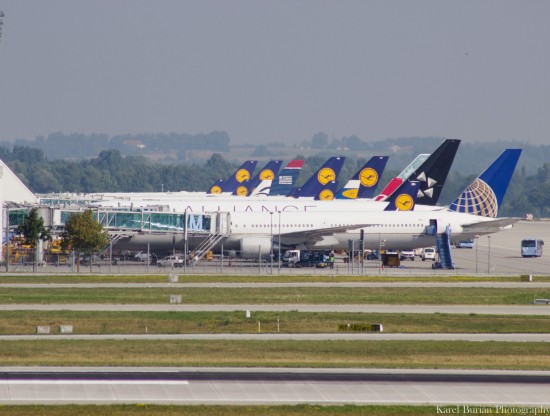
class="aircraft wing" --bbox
[461,218,519,234]
[280,223,373,244]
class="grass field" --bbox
[0,404,443,415]
[0,273,549,283]
[0,286,547,305]
[0,339,548,369]
[0,310,548,334]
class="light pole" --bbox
[487,235,491,274]
[183,209,188,273]
[475,235,479,275]
[278,211,281,270]
[270,212,273,274]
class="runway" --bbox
[0,368,548,406]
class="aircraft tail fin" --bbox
[263,160,304,196]
[207,160,257,194]
[383,181,420,211]
[382,139,461,205]
[336,156,389,199]
[448,149,522,218]
[232,160,283,196]
[375,154,429,201]
[290,156,345,198]
[0,159,39,204]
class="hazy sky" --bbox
[1,1,549,145]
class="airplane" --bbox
[373,153,429,199]
[245,159,304,197]
[104,148,521,259]
[207,160,257,194]
[0,147,522,266]
[375,138,460,205]
[76,139,456,209]
[231,160,283,197]
[202,149,522,258]
[83,140,461,213]
[287,156,346,199]
[335,156,389,199]
[72,156,344,207]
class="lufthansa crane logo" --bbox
[210,185,222,194]
[259,169,275,180]
[236,169,251,183]
[360,168,378,187]
[317,167,336,185]
[319,189,335,200]
[341,189,359,199]
[235,186,248,196]
[395,193,414,211]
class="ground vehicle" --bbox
[454,239,474,249]
[399,250,415,261]
[282,250,330,268]
[134,251,152,263]
[521,238,544,257]
[381,249,400,267]
[422,247,436,261]
[157,255,184,267]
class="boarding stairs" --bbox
[188,212,230,265]
[433,225,454,270]
[98,232,133,258]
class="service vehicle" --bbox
[521,238,544,257]
[422,247,436,261]
[157,255,184,267]
[454,239,474,249]
[282,249,330,268]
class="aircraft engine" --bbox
[240,237,273,258]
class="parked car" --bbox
[422,247,436,261]
[157,255,184,268]
[134,251,152,263]
[399,250,415,261]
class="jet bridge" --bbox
[7,206,232,263]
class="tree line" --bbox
[2,145,550,218]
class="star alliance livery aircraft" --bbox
[100,149,521,257]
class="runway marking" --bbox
[0,380,189,385]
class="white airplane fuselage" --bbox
[115,207,507,257]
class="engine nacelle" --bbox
[240,237,273,258]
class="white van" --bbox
[422,247,436,261]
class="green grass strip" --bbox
[0,404,439,416]
[0,340,548,370]
[1,274,549,283]
[0,311,548,335]
[0,287,547,304]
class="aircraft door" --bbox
[426,219,437,236]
